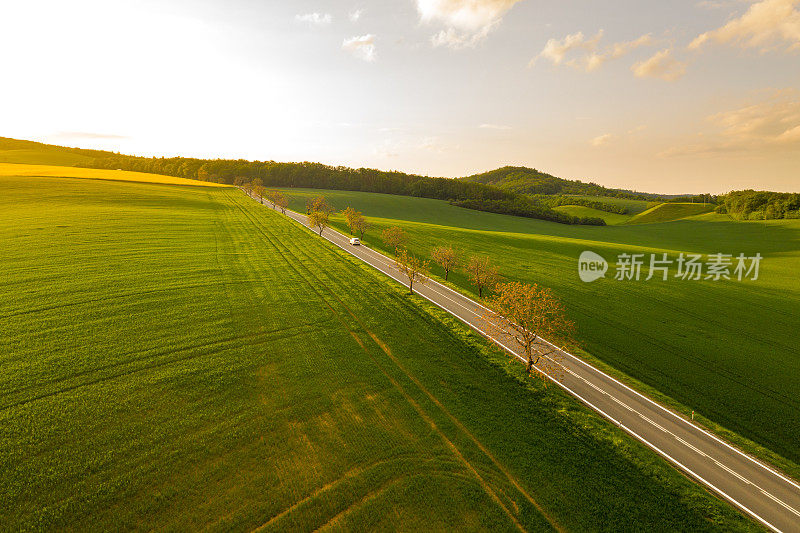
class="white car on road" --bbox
[349,238,361,245]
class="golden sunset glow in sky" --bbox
[2,0,799,194]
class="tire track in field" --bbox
[313,470,501,532]
[251,463,371,532]
[0,281,256,321]
[311,473,418,531]
[0,320,332,412]
[251,456,441,532]
[3,193,330,410]
[346,331,528,533]
[363,329,562,531]
[228,191,558,532]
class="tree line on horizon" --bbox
[8,136,797,223]
[87,152,612,226]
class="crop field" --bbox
[0,162,226,188]
[0,175,757,531]
[279,188,800,467]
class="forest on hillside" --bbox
[461,166,661,200]
[716,190,800,220]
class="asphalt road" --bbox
[249,193,800,532]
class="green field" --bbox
[553,205,631,225]
[562,195,653,215]
[0,148,94,167]
[554,198,707,226]
[0,175,758,531]
[0,162,226,188]
[628,203,715,224]
[279,188,800,468]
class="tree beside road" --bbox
[382,226,407,254]
[465,255,499,298]
[431,246,459,281]
[395,249,430,295]
[484,281,574,381]
[307,196,335,235]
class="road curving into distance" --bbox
[247,191,800,532]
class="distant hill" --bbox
[461,166,671,201]
[1,136,614,226]
[0,137,109,166]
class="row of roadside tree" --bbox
[296,194,576,381]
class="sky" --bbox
[1,0,799,194]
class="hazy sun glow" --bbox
[2,0,799,193]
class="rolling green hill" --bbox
[0,137,107,166]
[0,174,756,530]
[552,205,631,225]
[0,148,93,167]
[562,195,653,215]
[462,166,665,200]
[628,202,715,224]
[277,187,800,471]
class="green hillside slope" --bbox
[562,195,653,215]
[553,205,631,225]
[0,137,107,166]
[628,203,715,224]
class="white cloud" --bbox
[416,0,525,49]
[661,90,800,155]
[349,9,363,22]
[535,30,604,66]
[342,34,377,62]
[591,133,613,146]
[689,0,800,52]
[479,123,511,130]
[533,31,653,71]
[632,49,687,81]
[295,12,332,27]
